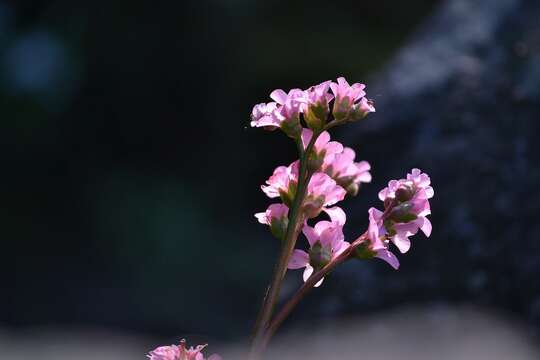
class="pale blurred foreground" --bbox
[1,305,538,359]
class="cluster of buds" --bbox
[147,339,221,360]
[255,77,374,245]
[356,168,434,269]
[251,77,375,138]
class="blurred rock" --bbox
[322,0,540,335]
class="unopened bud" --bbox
[304,104,327,132]
[303,196,325,219]
[309,241,332,270]
[389,202,417,223]
[395,184,415,202]
[270,217,289,241]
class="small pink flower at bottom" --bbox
[148,340,222,360]
[288,209,350,287]
[147,345,180,360]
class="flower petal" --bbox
[288,250,309,269]
[322,206,346,225]
[375,249,400,270]
[270,89,288,104]
[418,216,432,237]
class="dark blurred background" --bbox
[3,0,540,357]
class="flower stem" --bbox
[259,232,368,350]
[260,201,398,348]
[249,133,319,359]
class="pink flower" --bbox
[365,207,400,269]
[148,345,180,360]
[330,77,367,121]
[378,168,433,253]
[301,128,371,195]
[250,102,279,129]
[251,88,305,138]
[301,129,344,159]
[261,161,299,206]
[261,160,346,216]
[288,207,349,287]
[303,80,334,130]
[358,97,376,113]
[303,172,347,218]
[323,147,372,196]
[301,128,344,170]
[255,203,289,240]
[270,88,305,120]
[357,168,433,269]
[148,340,221,360]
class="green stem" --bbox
[259,232,368,350]
[260,199,400,348]
[248,132,320,360]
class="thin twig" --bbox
[260,232,368,350]
[248,132,320,359]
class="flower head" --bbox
[250,88,305,138]
[330,77,368,121]
[288,207,349,287]
[356,169,433,269]
[148,340,221,360]
[148,345,180,360]
[303,80,333,130]
[378,168,433,253]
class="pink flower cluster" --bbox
[251,77,375,137]
[362,168,434,269]
[147,339,221,360]
[252,78,434,286]
[254,78,374,242]
[255,130,372,232]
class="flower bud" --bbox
[353,241,377,260]
[307,149,325,173]
[388,202,418,223]
[279,181,297,207]
[349,97,375,122]
[332,96,351,122]
[255,203,290,241]
[303,196,325,219]
[304,105,326,131]
[309,241,332,270]
[395,183,415,202]
[270,216,288,241]
[280,115,303,139]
